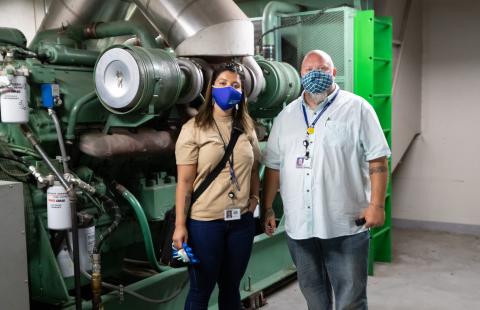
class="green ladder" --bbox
[354,10,393,275]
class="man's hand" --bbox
[263,208,277,236]
[363,203,385,228]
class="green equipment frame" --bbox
[354,10,393,275]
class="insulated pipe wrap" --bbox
[79,129,175,158]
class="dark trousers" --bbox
[286,231,370,310]
[185,212,255,310]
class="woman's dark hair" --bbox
[195,62,254,135]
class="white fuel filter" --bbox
[47,181,72,230]
[0,75,29,123]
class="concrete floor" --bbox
[261,228,480,310]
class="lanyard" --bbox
[213,119,241,193]
[301,89,340,135]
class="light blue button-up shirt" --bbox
[263,84,391,239]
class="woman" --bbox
[173,62,261,310]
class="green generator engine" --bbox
[0,16,299,310]
[0,1,391,309]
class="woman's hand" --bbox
[172,224,188,249]
[248,197,258,213]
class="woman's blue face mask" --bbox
[212,86,243,111]
[301,70,334,94]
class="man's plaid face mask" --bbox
[301,70,333,94]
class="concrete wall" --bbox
[375,0,422,171]
[393,0,480,226]
[0,0,49,43]
[390,1,422,170]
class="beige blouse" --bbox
[175,115,261,220]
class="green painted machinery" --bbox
[0,18,300,310]
[0,1,391,309]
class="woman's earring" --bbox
[235,104,239,110]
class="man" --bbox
[262,50,390,310]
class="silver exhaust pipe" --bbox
[133,0,254,56]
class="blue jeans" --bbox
[286,231,369,310]
[185,212,255,310]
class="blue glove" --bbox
[172,242,200,265]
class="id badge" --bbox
[224,208,241,221]
[296,157,305,169]
[303,157,312,169]
[296,156,312,169]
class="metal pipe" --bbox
[37,0,131,32]
[21,125,69,189]
[48,109,69,173]
[85,21,157,48]
[80,268,186,304]
[114,182,167,272]
[39,45,99,66]
[20,125,82,310]
[68,192,82,310]
[261,1,300,60]
[30,0,132,49]
[91,253,102,310]
[65,91,97,141]
[64,173,96,194]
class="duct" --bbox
[133,0,254,56]
[79,129,174,158]
[38,0,131,31]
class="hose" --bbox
[6,144,41,158]
[85,192,105,214]
[0,161,30,177]
[0,154,29,166]
[113,182,167,272]
[93,193,122,254]
[0,154,32,181]
[65,91,98,141]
